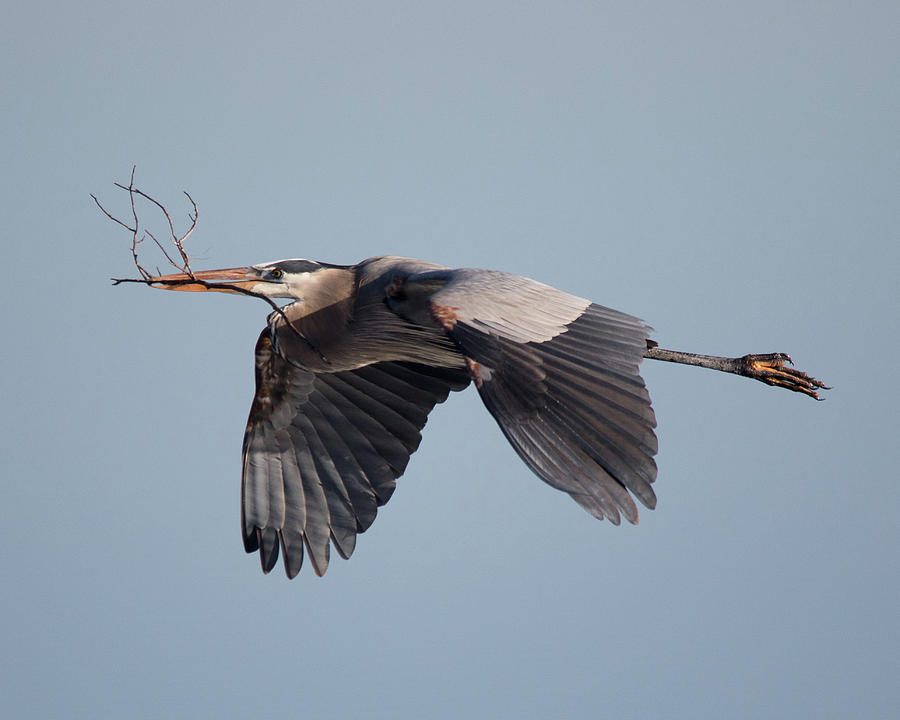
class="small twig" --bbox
[145,229,183,273]
[90,193,133,233]
[97,169,328,363]
[111,179,198,279]
[92,166,153,280]
[96,167,196,281]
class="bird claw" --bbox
[740,353,830,400]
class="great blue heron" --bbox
[147,256,827,578]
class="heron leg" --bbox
[643,345,830,400]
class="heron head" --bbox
[149,259,331,300]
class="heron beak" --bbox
[149,267,259,293]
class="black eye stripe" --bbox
[275,260,321,274]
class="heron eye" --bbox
[270,268,284,279]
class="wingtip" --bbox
[257,527,280,574]
[280,531,305,579]
[304,534,330,577]
[242,526,259,553]
[330,529,357,561]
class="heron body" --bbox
[149,255,822,578]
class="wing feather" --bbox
[283,422,332,576]
[402,272,659,524]
[241,329,469,577]
[301,394,379,531]
[289,409,357,562]
[317,374,424,470]
[276,433,306,578]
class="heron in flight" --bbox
[147,256,827,578]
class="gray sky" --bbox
[2,2,897,718]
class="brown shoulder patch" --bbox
[430,302,460,332]
[465,357,489,389]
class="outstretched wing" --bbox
[242,330,470,578]
[405,269,658,525]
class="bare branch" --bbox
[90,194,134,233]
[96,169,329,364]
[180,191,199,250]
[145,229,183,273]
[93,166,154,280]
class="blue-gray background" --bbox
[2,3,897,718]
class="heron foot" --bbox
[740,353,830,400]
